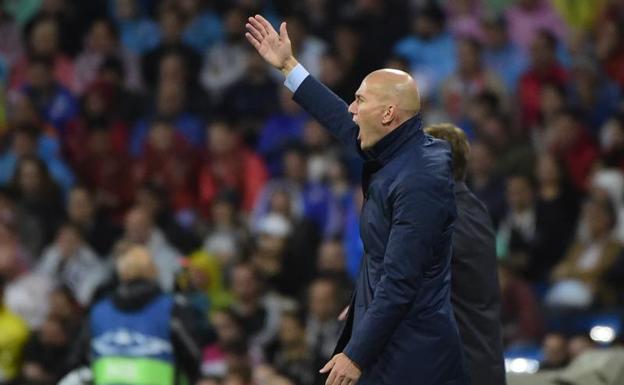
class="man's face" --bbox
[309,280,337,322]
[348,79,386,150]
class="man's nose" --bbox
[348,101,356,114]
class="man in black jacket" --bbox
[425,123,506,385]
[68,246,214,385]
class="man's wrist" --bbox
[280,56,299,76]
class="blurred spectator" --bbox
[158,50,211,117]
[0,124,74,194]
[540,333,569,370]
[250,213,295,297]
[75,246,211,385]
[201,7,249,99]
[201,190,249,269]
[66,185,121,257]
[199,120,268,215]
[506,0,568,53]
[110,0,160,54]
[567,334,596,360]
[70,121,134,219]
[467,141,506,227]
[9,156,65,246]
[302,119,338,184]
[519,30,568,129]
[444,0,482,40]
[531,82,567,147]
[73,18,142,94]
[17,54,78,134]
[178,0,223,53]
[393,2,456,96]
[96,55,146,122]
[10,16,75,91]
[547,197,621,309]
[0,274,29,384]
[118,206,181,291]
[271,310,316,385]
[37,223,106,306]
[64,80,130,166]
[481,14,527,91]
[19,315,71,385]
[596,17,624,88]
[257,88,308,176]
[282,15,326,78]
[315,239,352,296]
[221,49,279,131]
[0,186,44,257]
[551,0,605,32]
[529,154,580,281]
[499,263,544,346]
[201,308,245,378]
[441,37,507,122]
[497,174,536,268]
[130,79,203,156]
[135,182,201,254]
[141,4,201,90]
[568,57,620,136]
[230,263,289,352]
[306,276,342,365]
[0,6,23,66]
[253,146,340,237]
[591,168,624,242]
[599,114,624,169]
[133,118,199,214]
[545,108,598,192]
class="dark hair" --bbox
[99,55,125,79]
[90,18,120,42]
[536,28,558,50]
[459,36,483,53]
[10,155,59,196]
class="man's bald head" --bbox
[363,69,421,117]
[115,245,158,283]
[348,68,421,150]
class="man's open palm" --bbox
[245,15,293,70]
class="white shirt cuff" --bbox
[284,63,310,93]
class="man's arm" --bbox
[245,15,363,158]
[342,179,450,369]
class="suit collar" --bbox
[365,114,423,165]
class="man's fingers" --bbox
[245,33,261,49]
[254,14,275,35]
[339,377,352,385]
[279,22,289,40]
[248,16,268,36]
[338,306,349,321]
[325,369,339,385]
[245,22,264,41]
[319,357,336,373]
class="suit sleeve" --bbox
[292,76,364,158]
[342,179,449,369]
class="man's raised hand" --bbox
[245,15,298,75]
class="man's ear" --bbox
[382,105,396,125]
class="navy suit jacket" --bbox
[452,182,506,385]
[293,76,469,385]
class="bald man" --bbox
[78,246,215,385]
[246,16,468,385]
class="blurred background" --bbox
[0,0,624,384]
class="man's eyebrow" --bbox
[355,93,365,100]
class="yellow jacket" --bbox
[0,304,29,381]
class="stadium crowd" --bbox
[0,0,624,384]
